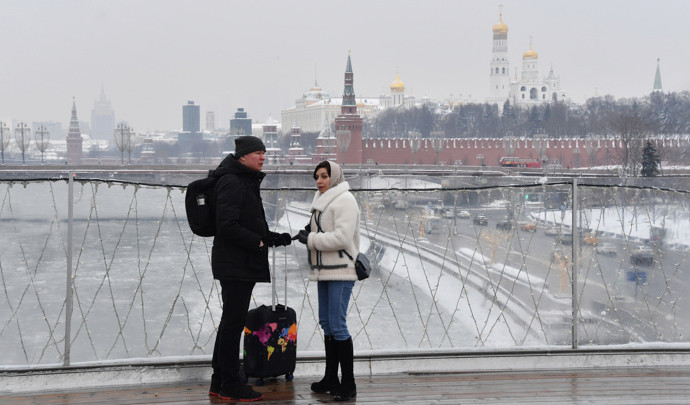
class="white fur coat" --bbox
[306,181,360,281]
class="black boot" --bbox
[332,338,356,401]
[311,335,340,393]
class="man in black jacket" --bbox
[208,136,291,402]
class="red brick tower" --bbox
[334,52,363,165]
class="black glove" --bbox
[266,232,292,247]
[275,232,292,247]
[292,229,309,245]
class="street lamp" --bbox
[114,122,131,165]
[409,130,421,165]
[336,129,351,166]
[0,122,10,164]
[431,130,444,165]
[34,125,50,164]
[14,122,31,164]
[126,127,136,164]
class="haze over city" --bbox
[1,0,688,132]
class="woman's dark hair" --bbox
[313,161,331,180]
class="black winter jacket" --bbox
[211,155,272,282]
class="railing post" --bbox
[63,172,75,366]
[571,178,579,349]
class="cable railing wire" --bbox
[0,174,689,369]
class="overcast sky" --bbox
[1,0,688,133]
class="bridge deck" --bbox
[2,366,689,404]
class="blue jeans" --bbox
[317,280,354,341]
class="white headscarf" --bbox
[326,161,344,189]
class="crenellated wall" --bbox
[360,136,689,167]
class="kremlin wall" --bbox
[277,11,688,170]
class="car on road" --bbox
[457,210,471,219]
[630,246,654,266]
[473,214,488,226]
[496,220,512,230]
[544,226,560,236]
[394,200,409,210]
[442,208,455,219]
[519,222,537,232]
[422,216,443,235]
[595,243,617,256]
[557,233,574,245]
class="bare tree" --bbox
[609,103,648,176]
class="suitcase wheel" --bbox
[286,372,294,382]
[255,378,265,386]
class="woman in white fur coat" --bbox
[293,160,360,401]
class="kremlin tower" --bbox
[334,52,363,165]
[66,98,83,165]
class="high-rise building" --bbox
[66,99,83,165]
[90,86,115,141]
[230,108,252,136]
[206,111,215,131]
[183,101,200,133]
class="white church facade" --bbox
[487,9,568,109]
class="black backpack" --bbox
[185,170,220,237]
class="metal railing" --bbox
[1,170,689,368]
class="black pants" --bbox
[211,279,256,388]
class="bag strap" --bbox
[340,249,355,262]
[315,211,357,262]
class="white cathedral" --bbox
[487,9,568,110]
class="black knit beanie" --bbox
[234,136,266,158]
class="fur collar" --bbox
[310,182,350,213]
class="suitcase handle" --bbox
[270,245,289,311]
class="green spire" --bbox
[342,51,356,107]
[653,58,662,92]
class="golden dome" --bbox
[523,46,538,59]
[492,12,508,34]
[390,73,405,91]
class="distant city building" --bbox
[262,116,282,163]
[380,73,416,109]
[182,100,200,133]
[90,86,115,141]
[179,100,201,145]
[281,80,379,133]
[286,125,311,165]
[281,81,340,133]
[66,99,83,165]
[32,121,63,140]
[486,8,567,109]
[653,59,663,92]
[206,111,215,131]
[312,118,338,163]
[230,108,252,136]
